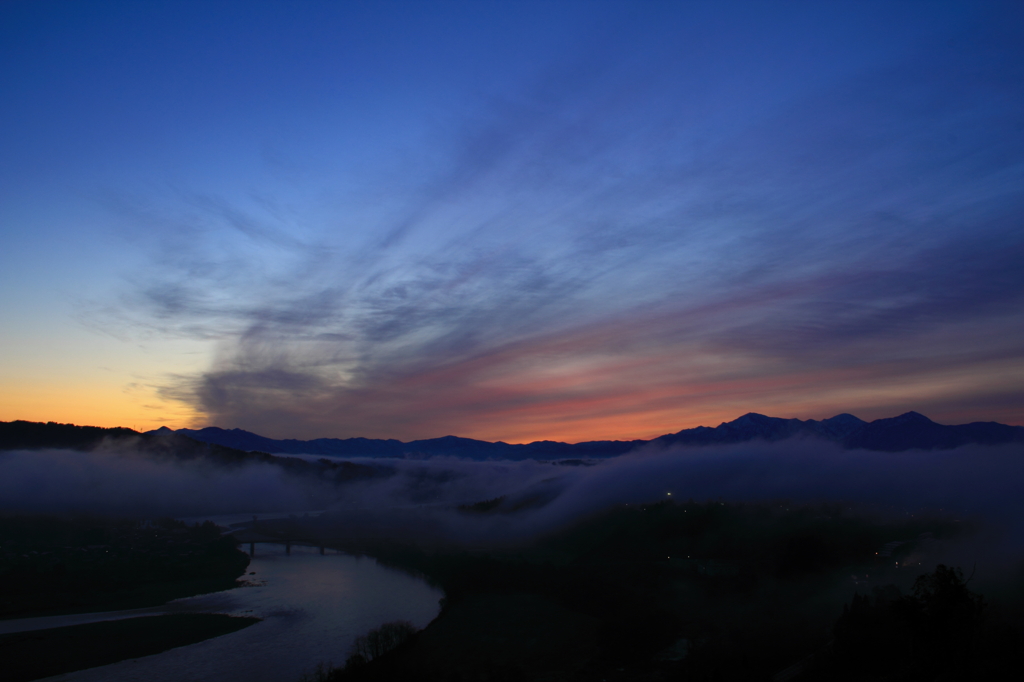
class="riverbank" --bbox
[0,514,250,620]
[1,613,259,682]
[6,543,441,682]
[270,500,1024,681]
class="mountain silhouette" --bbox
[4,412,1020,462]
[169,426,647,460]
[164,412,1023,459]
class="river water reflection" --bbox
[38,543,443,682]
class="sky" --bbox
[1,0,1023,442]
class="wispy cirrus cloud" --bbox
[97,5,1024,440]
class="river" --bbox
[3,536,443,682]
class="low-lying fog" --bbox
[3,439,1023,566]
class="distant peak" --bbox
[890,411,934,423]
[823,413,865,424]
[733,412,771,422]
[714,413,774,428]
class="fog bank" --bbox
[0,448,327,517]
[3,440,1022,557]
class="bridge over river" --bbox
[228,522,331,557]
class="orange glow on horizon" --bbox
[0,379,201,434]
[2,332,1021,443]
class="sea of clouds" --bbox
[3,440,1022,547]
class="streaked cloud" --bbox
[3,2,1022,437]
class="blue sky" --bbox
[2,1,1022,440]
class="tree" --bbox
[898,564,985,674]
[831,565,986,679]
[350,621,418,662]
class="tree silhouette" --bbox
[350,621,418,662]
[898,564,985,674]
[832,564,986,679]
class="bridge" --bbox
[227,527,329,557]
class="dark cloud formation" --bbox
[96,3,1024,440]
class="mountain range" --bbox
[168,411,1024,460]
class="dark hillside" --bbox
[0,420,138,451]
[0,515,249,619]
[0,420,385,483]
